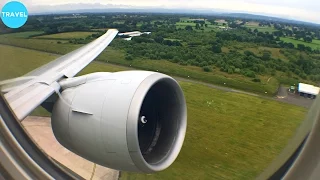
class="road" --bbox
[95,61,313,108]
[22,116,119,180]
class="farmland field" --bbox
[0,44,307,180]
[0,45,126,116]
[175,22,218,32]
[280,37,320,50]
[244,47,289,62]
[35,32,94,40]
[0,44,58,80]
[0,32,279,95]
[244,25,276,33]
[243,21,276,33]
[0,31,43,38]
[0,44,58,116]
[0,33,80,54]
[176,18,221,32]
[0,31,44,38]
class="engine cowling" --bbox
[51,71,187,173]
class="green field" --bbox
[35,32,94,40]
[121,82,306,180]
[280,37,320,50]
[0,44,307,179]
[0,45,126,116]
[0,32,279,95]
[176,20,220,32]
[244,25,276,33]
[0,33,80,54]
[244,47,289,62]
[0,31,44,38]
[0,44,58,116]
[96,49,278,94]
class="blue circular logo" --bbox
[1,1,28,29]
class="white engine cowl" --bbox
[51,71,187,173]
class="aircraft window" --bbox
[0,3,318,179]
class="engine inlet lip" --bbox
[126,72,187,173]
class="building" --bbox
[298,83,320,99]
[123,37,132,41]
[218,26,232,31]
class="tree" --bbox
[252,78,261,82]
[244,70,256,78]
[125,54,133,61]
[261,51,272,61]
[305,46,312,52]
[254,29,258,33]
[227,68,234,74]
[199,61,209,67]
[244,50,255,56]
[212,44,222,53]
[303,36,313,43]
[154,36,164,43]
[273,31,284,37]
[203,66,212,72]
[163,40,173,46]
[297,44,306,51]
[195,23,200,30]
[295,33,303,40]
[179,61,188,66]
[281,42,294,49]
[185,25,193,31]
[205,24,208,28]
[299,73,307,79]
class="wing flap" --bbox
[2,29,119,120]
[9,84,55,120]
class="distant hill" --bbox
[29,4,320,27]
[221,13,320,27]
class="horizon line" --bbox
[27,8,320,26]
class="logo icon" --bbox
[1,1,28,29]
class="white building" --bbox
[298,83,320,99]
[124,37,132,41]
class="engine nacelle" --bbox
[51,71,187,173]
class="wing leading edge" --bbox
[1,29,119,120]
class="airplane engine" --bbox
[51,71,187,173]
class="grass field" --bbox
[0,31,44,38]
[243,21,276,33]
[176,19,220,32]
[0,33,80,54]
[244,25,276,33]
[120,82,307,179]
[280,37,320,50]
[0,44,307,179]
[0,44,58,116]
[244,47,289,62]
[175,23,218,32]
[96,48,278,94]
[35,32,94,40]
[0,32,279,95]
[0,45,126,116]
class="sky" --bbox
[1,0,320,24]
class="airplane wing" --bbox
[0,29,119,120]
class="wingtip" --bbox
[107,29,119,33]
